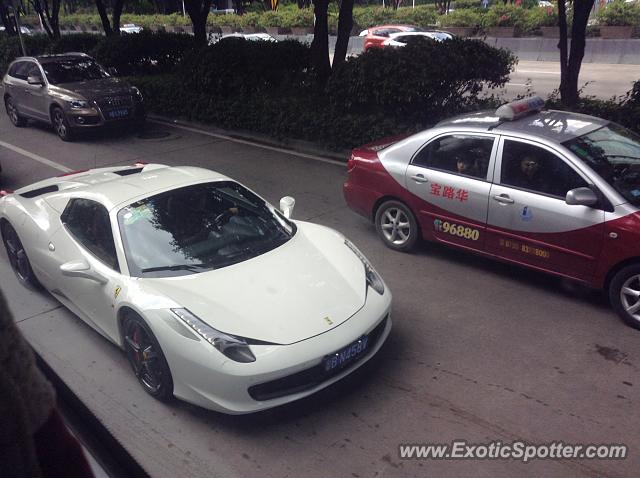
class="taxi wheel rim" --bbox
[380,208,410,245]
[125,321,162,393]
[6,99,18,124]
[54,110,67,137]
[3,226,29,281]
[620,275,640,319]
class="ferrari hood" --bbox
[143,222,367,345]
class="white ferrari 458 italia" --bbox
[0,164,392,413]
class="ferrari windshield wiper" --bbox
[141,264,210,273]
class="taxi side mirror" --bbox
[566,187,598,207]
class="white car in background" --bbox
[120,23,143,34]
[382,30,454,47]
[0,164,391,413]
[209,32,277,45]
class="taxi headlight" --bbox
[344,239,385,295]
[171,308,256,363]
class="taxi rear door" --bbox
[486,137,605,281]
[405,132,498,251]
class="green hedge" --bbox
[129,36,514,149]
[328,37,515,128]
[18,4,640,33]
[0,32,196,76]
[597,1,640,27]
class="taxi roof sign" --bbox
[495,96,545,121]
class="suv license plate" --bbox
[107,108,130,119]
[323,335,369,373]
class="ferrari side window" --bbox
[62,198,119,271]
[413,134,494,180]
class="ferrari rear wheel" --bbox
[123,314,174,401]
[1,221,40,288]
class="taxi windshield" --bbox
[564,123,640,206]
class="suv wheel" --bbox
[52,106,74,141]
[5,96,26,127]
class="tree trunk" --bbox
[557,0,569,103]
[50,0,61,39]
[558,0,594,107]
[184,0,213,45]
[333,0,353,69]
[112,0,124,34]
[95,0,113,36]
[0,3,16,36]
[310,0,331,83]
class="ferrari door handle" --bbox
[493,194,514,205]
[411,174,428,183]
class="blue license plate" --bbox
[107,108,130,119]
[323,335,369,373]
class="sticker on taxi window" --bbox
[434,219,480,241]
[499,239,549,259]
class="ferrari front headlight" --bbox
[344,239,385,295]
[171,308,256,363]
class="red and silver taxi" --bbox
[359,25,425,51]
[344,97,640,329]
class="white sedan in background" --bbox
[120,23,143,34]
[0,164,391,413]
[383,30,454,47]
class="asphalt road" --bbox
[502,61,640,100]
[1,115,639,478]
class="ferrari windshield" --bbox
[41,58,110,85]
[564,123,640,206]
[118,181,295,277]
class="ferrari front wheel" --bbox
[123,314,174,401]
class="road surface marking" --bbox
[516,70,560,75]
[0,140,72,173]
[507,83,529,87]
[149,119,347,167]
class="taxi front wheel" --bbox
[375,200,419,252]
[609,264,640,330]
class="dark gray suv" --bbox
[2,52,145,141]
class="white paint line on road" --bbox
[516,70,561,75]
[507,83,529,87]
[149,119,347,167]
[0,140,72,173]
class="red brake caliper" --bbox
[133,327,143,365]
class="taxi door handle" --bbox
[493,194,514,204]
[411,174,429,183]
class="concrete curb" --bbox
[485,37,640,64]
[147,114,352,163]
